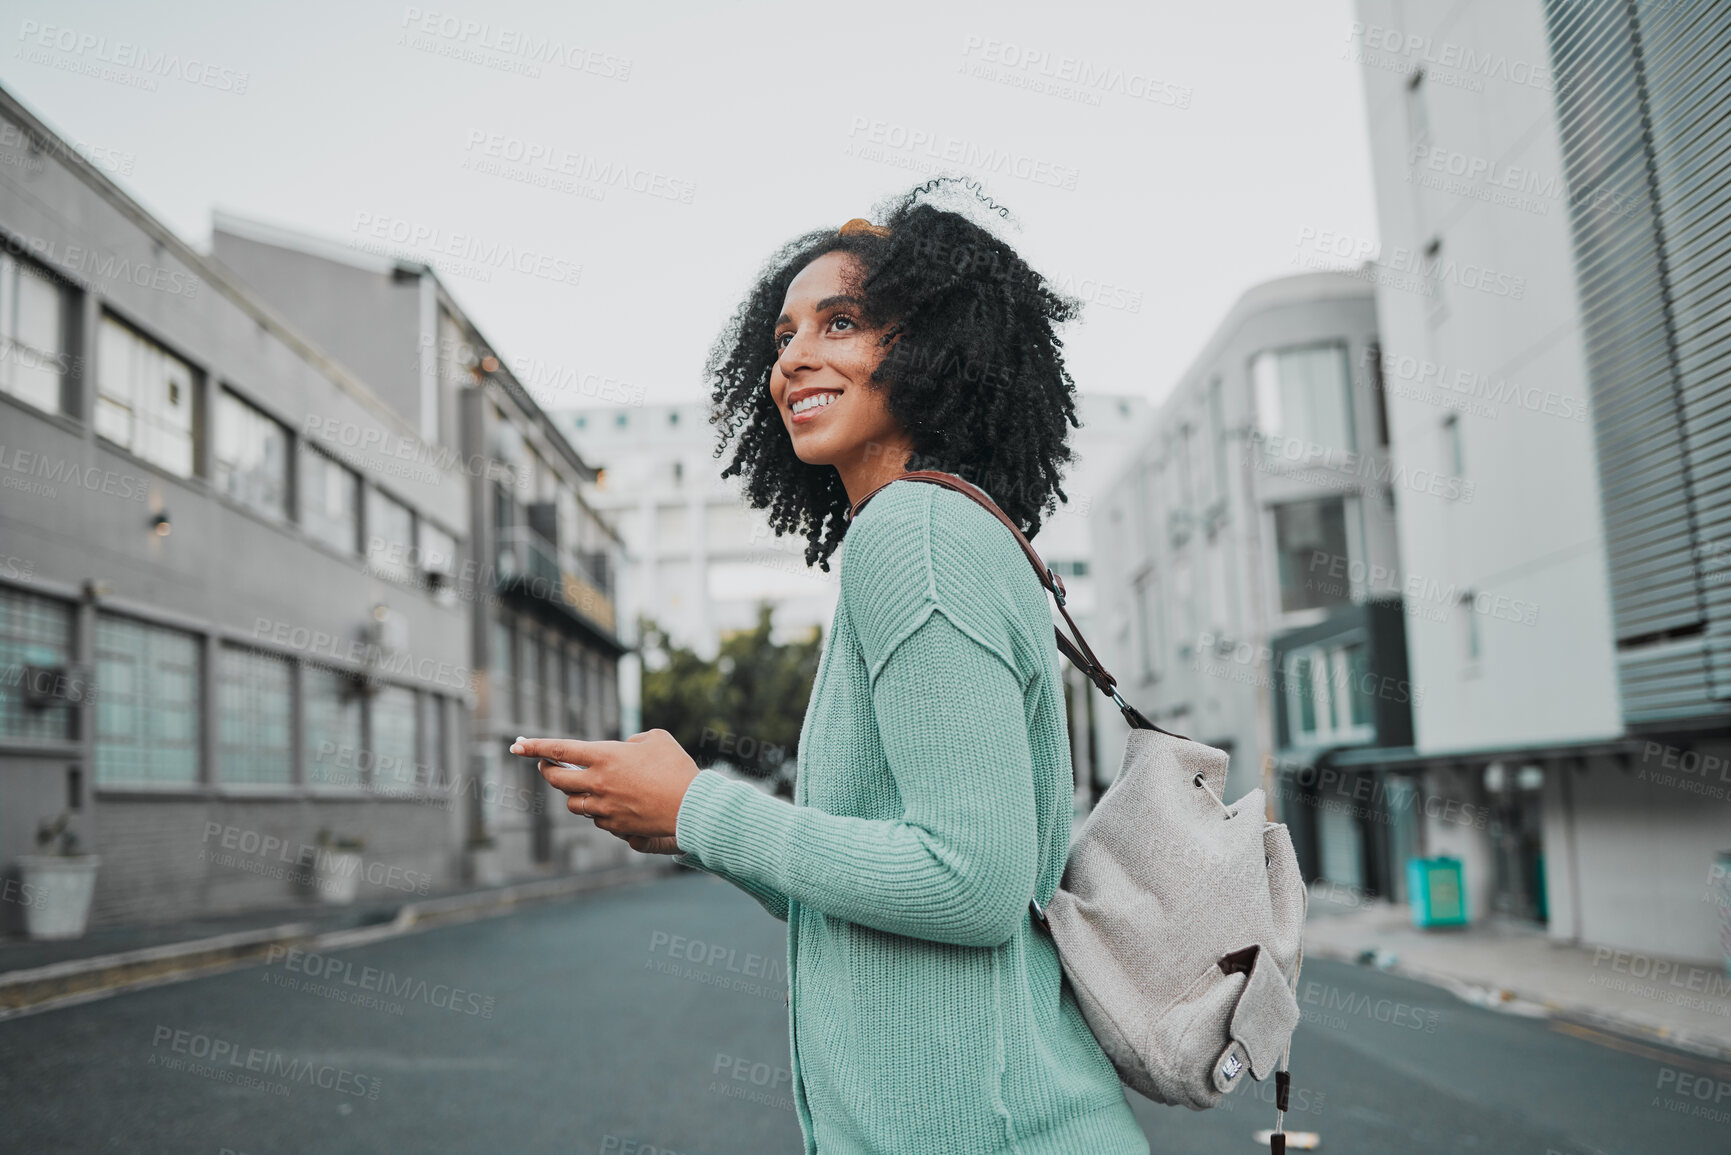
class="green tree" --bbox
[639,601,821,799]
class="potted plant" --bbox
[310,828,365,905]
[16,814,102,940]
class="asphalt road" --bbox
[1,868,1726,1154]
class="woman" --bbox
[510,180,1150,1155]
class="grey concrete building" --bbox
[209,213,631,883]
[0,85,474,926]
[1090,271,1413,892]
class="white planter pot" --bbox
[16,855,102,940]
[312,850,363,905]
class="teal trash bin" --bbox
[1407,856,1467,928]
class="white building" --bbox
[1350,0,1731,961]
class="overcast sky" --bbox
[0,0,1377,412]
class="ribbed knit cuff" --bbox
[674,768,795,889]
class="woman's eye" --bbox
[830,316,855,333]
[774,332,791,350]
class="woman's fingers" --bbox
[509,736,615,768]
[538,759,594,794]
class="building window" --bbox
[1405,69,1430,147]
[96,315,196,477]
[214,390,289,520]
[95,614,200,785]
[364,487,416,584]
[1441,412,1465,477]
[1285,642,1375,746]
[216,645,292,784]
[563,646,586,733]
[492,613,515,727]
[305,665,363,786]
[420,693,448,788]
[1253,343,1355,455]
[370,684,419,793]
[1459,591,1482,665]
[0,585,76,742]
[418,520,458,593]
[1274,497,1352,613]
[1131,571,1163,682]
[1207,376,1229,502]
[299,444,360,555]
[0,252,67,415]
[1366,342,1391,447]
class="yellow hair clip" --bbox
[838,218,891,237]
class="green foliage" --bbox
[639,601,821,799]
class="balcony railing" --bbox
[496,526,616,634]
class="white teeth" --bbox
[791,392,839,415]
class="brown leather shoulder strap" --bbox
[848,470,1183,738]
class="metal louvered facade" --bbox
[1543,0,1731,722]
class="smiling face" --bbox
[770,251,913,502]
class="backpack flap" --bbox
[1212,943,1301,1094]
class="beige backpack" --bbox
[852,471,1307,1154]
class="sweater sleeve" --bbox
[672,851,790,923]
[672,484,1039,948]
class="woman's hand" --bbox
[511,729,700,841]
[625,835,684,856]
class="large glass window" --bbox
[0,586,76,741]
[305,664,363,786]
[420,692,448,789]
[370,684,419,793]
[1274,497,1351,613]
[364,487,416,584]
[299,444,360,555]
[216,645,292,784]
[96,315,195,477]
[1253,343,1355,455]
[0,253,66,414]
[1285,641,1375,746]
[419,519,458,593]
[214,390,289,520]
[95,614,200,784]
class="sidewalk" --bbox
[1304,888,1731,1061]
[0,860,675,1021]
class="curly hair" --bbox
[706,178,1084,572]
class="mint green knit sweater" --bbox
[673,479,1149,1155]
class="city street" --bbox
[2,869,1724,1155]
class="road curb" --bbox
[0,860,675,1022]
[1305,940,1731,1064]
